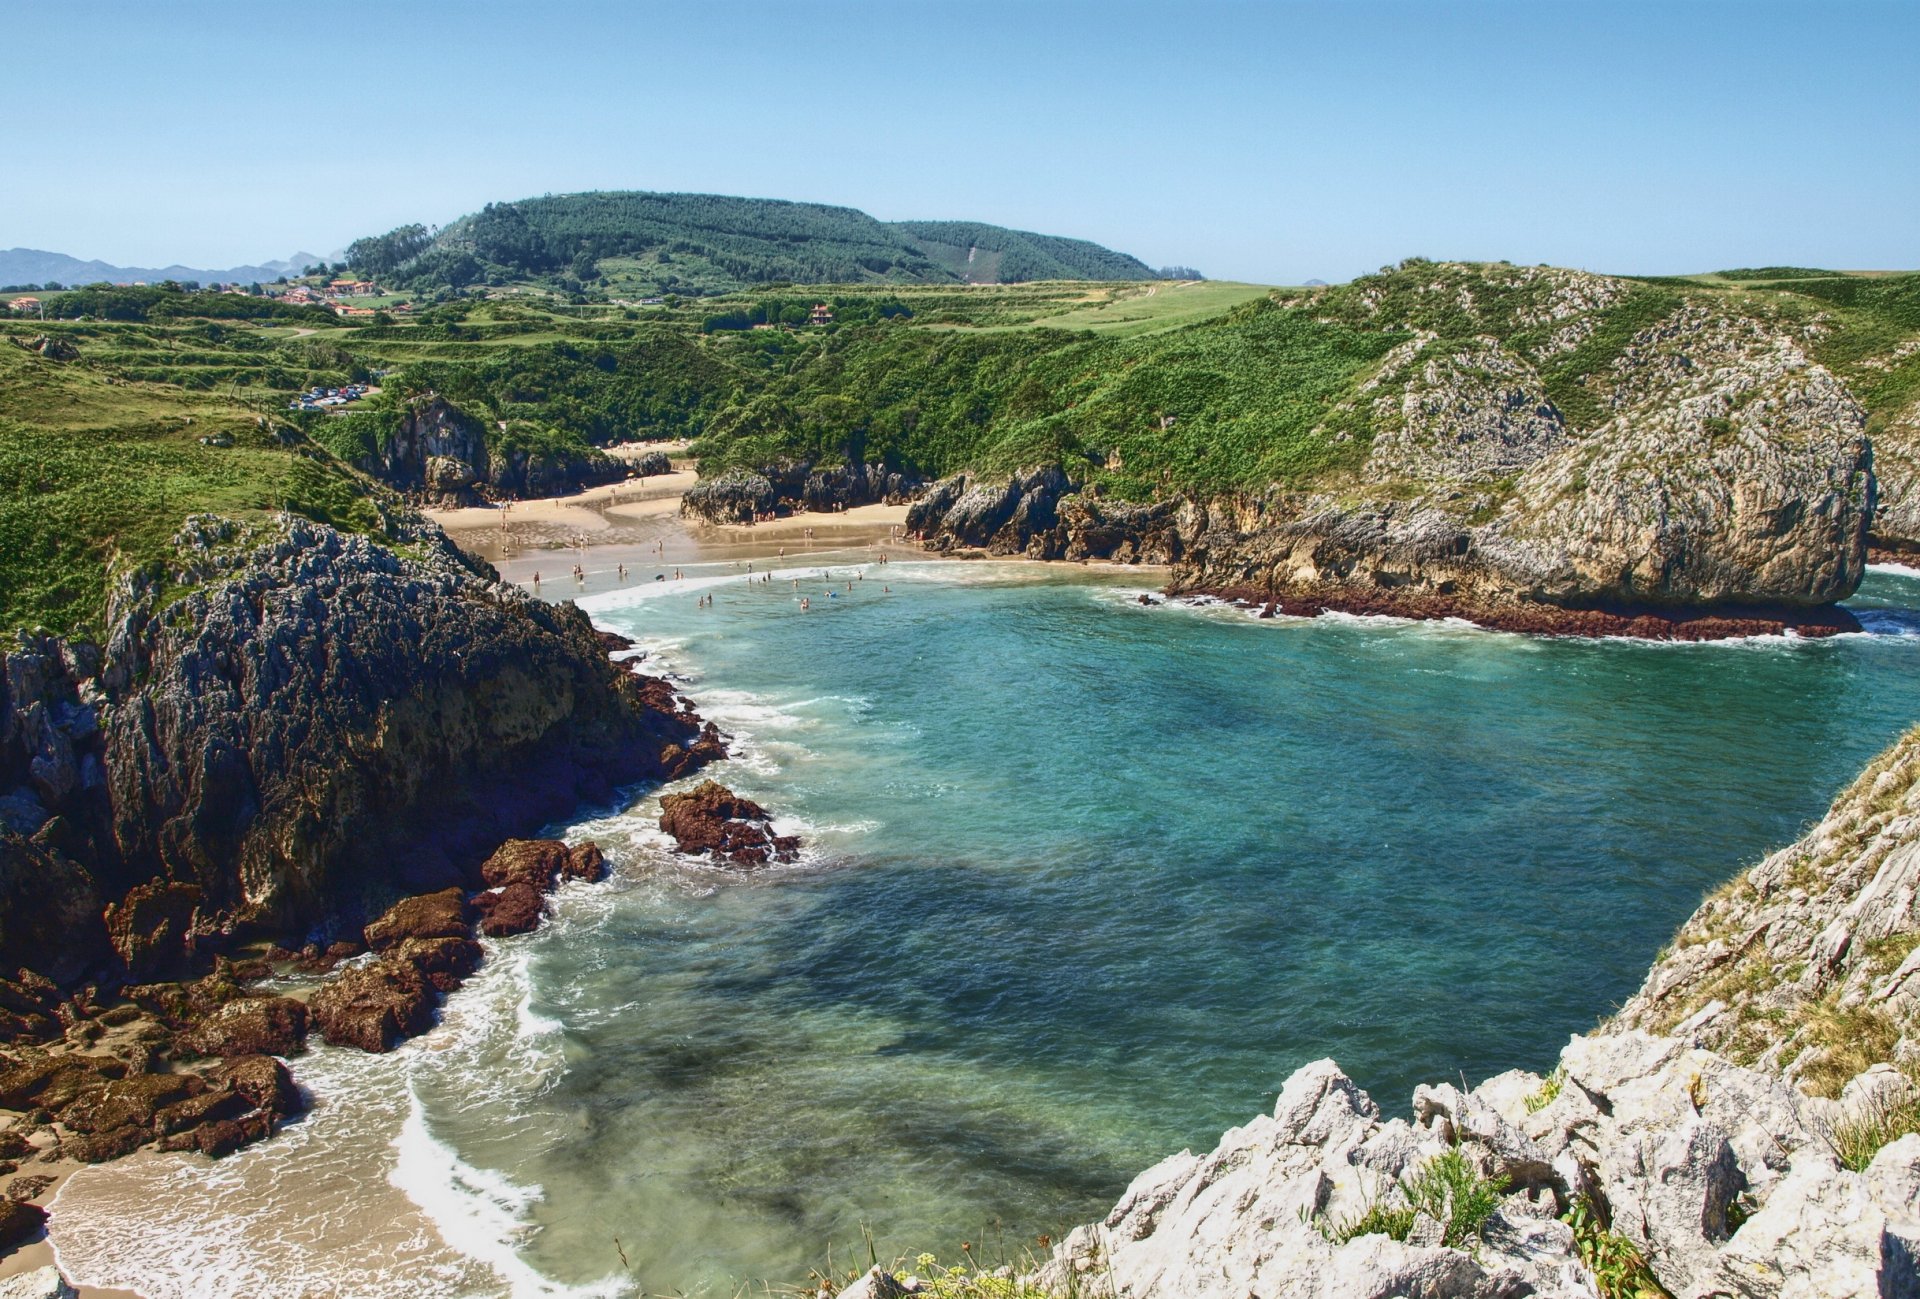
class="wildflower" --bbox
[917,1254,937,1271]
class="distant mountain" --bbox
[346,191,1171,296]
[0,248,328,288]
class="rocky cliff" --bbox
[683,459,923,525]
[1030,728,1920,1299]
[901,273,1879,638]
[351,395,628,505]
[0,510,716,980]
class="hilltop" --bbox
[345,191,1168,297]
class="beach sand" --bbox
[0,1159,141,1299]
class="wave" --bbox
[389,1091,628,1299]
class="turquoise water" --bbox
[50,559,1920,1299]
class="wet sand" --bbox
[0,1159,142,1299]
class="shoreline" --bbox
[1165,582,1865,641]
[429,469,1880,645]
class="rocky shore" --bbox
[0,509,731,1243]
[1028,726,1920,1299]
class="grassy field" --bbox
[0,340,384,637]
[952,280,1276,336]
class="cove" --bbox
[51,559,1920,1298]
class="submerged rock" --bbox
[658,781,800,867]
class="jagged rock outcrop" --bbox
[350,394,626,505]
[99,514,707,939]
[1611,725,1920,1092]
[683,459,922,524]
[1036,1037,1918,1299]
[658,781,799,866]
[906,469,1196,564]
[0,511,719,982]
[1175,308,1873,624]
[1036,724,1920,1299]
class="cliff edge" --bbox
[1,511,714,979]
[1032,729,1920,1298]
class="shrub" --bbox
[1564,1195,1670,1299]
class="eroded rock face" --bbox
[99,516,708,935]
[658,781,799,867]
[1037,1041,1920,1299]
[683,460,923,525]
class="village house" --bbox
[7,297,41,314]
[810,303,834,326]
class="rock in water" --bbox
[474,880,545,936]
[310,959,434,1053]
[658,781,800,867]
[478,839,571,891]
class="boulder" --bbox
[657,781,800,867]
[632,450,672,477]
[362,888,473,951]
[310,960,433,1053]
[222,1052,302,1119]
[478,839,570,891]
[389,935,481,993]
[177,995,308,1058]
[562,841,607,883]
[474,881,545,937]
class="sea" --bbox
[46,556,1920,1298]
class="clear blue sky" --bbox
[5,0,1914,283]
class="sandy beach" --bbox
[423,449,918,582]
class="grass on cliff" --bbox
[0,339,385,638]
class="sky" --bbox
[4,0,1915,284]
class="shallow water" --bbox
[53,560,1920,1297]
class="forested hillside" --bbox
[349,191,1161,297]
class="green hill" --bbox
[350,192,1162,298]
